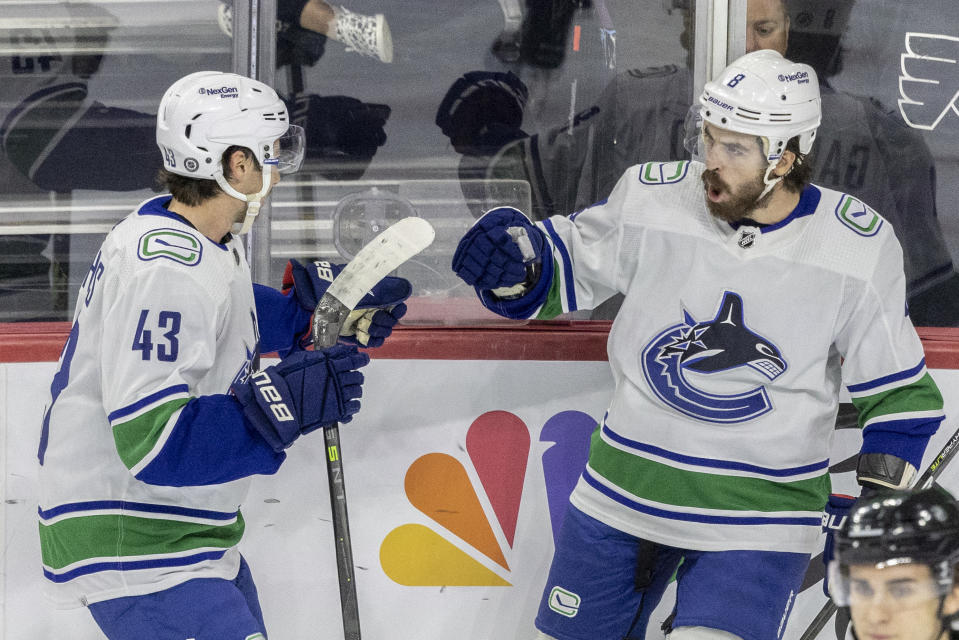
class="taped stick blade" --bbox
[326,216,435,311]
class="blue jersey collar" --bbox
[728,185,822,233]
[137,195,232,248]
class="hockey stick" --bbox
[311,216,435,640]
[798,424,959,640]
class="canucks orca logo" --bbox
[231,311,261,387]
[641,291,787,423]
[231,344,257,387]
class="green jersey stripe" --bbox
[589,430,829,513]
[536,257,565,320]
[39,511,244,570]
[112,398,190,470]
[850,373,943,426]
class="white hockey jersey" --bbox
[522,161,943,553]
[37,195,273,607]
[485,66,956,324]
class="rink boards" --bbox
[3,322,959,640]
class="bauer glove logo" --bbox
[312,260,336,283]
[822,512,846,531]
[250,370,294,422]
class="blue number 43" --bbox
[133,309,181,362]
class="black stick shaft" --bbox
[314,295,361,639]
[799,601,837,640]
[324,422,361,639]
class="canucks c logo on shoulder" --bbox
[138,228,202,266]
[638,161,689,185]
[640,291,787,423]
[834,194,882,237]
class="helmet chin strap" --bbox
[757,162,783,202]
[755,137,786,203]
[215,169,273,235]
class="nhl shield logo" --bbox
[738,229,756,248]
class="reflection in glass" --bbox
[0,1,230,321]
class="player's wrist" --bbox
[856,452,917,491]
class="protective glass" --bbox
[683,105,704,163]
[828,559,953,609]
[661,0,690,13]
[264,124,306,174]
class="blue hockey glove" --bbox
[282,259,411,348]
[337,304,408,348]
[233,346,370,452]
[821,493,856,597]
[452,206,546,293]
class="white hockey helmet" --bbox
[156,71,305,233]
[699,50,821,162]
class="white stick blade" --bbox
[327,216,435,311]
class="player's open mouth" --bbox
[706,184,725,202]
[701,170,729,204]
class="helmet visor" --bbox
[828,558,953,609]
[265,124,306,174]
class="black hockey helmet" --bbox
[829,487,959,607]
[839,487,959,567]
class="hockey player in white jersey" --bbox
[452,50,945,640]
[36,70,410,639]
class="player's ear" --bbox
[773,150,796,178]
[944,583,959,617]
[225,148,253,182]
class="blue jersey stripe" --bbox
[43,549,228,583]
[582,470,821,526]
[602,422,829,478]
[38,500,238,522]
[846,358,926,394]
[569,199,607,222]
[542,218,577,311]
[108,384,190,422]
[863,415,944,435]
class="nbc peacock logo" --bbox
[379,409,597,586]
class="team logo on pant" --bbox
[548,586,581,617]
[641,290,787,423]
